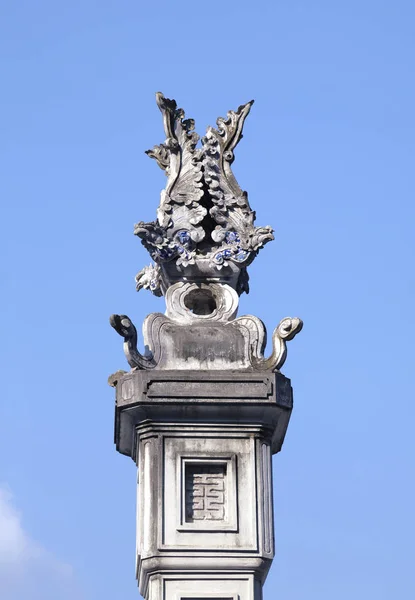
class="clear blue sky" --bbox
[1,1,414,599]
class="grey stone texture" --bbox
[112,370,291,600]
[110,283,302,372]
[109,93,302,600]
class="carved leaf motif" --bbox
[202,100,254,200]
[200,101,274,257]
[145,93,203,214]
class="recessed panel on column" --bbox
[162,436,257,551]
[179,457,237,532]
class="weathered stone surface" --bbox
[114,370,293,458]
[112,369,293,598]
[134,421,275,598]
[110,299,302,372]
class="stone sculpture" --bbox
[110,93,302,600]
[111,92,301,373]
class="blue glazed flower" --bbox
[177,230,191,245]
[225,231,240,244]
[176,249,196,267]
[211,251,230,270]
[233,250,249,262]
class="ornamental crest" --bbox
[135,93,274,296]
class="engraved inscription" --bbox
[185,464,226,522]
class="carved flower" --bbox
[210,251,229,270]
[225,230,240,244]
[232,248,250,263]
[176,230,192,246]
[176,248,196,268]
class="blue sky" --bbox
[1,1,414,598]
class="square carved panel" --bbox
[185,463,226,522]
[179,457,237,532]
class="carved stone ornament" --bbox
[110,94,304,600]
[111,93,302,373]
[134,92,274,296]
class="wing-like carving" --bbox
[202,102,274,255]
[203,100,253,201]
[145,92,204,226]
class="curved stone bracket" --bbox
[254,317,303,372]
[111,309,301,373]
[110,314,156,370]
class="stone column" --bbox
[112,368,294,600]
[109,94,302,600]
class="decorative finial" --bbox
[110,94,302,374]
[134,93,274,297]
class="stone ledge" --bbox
[138,556,271,598]
[116,370,291,404]
[113,370,293,459]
